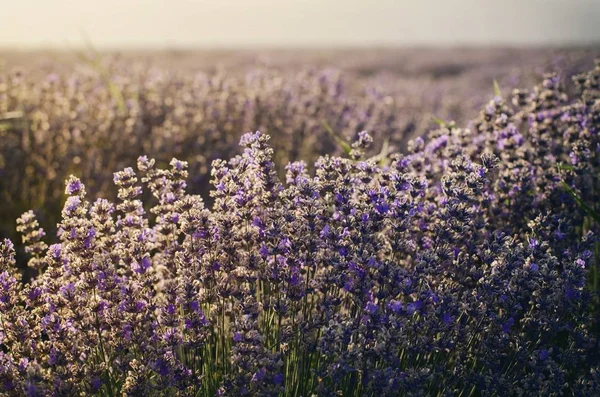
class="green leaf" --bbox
[431,115,447,127]
[365,137,391,166]
[107,81,127,114]
[556,162,575,172]
[0,111,26,131]
[322,121,352,155]
[0,111,24,121]
[378,137,390,167]
[561,181,600,224]
[493,79,501,97]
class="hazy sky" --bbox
[1,0,599,48]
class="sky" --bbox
[1,0,599,49]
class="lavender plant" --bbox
[0,59,599,396]
[1,49,596,263]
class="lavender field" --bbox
[1,48,596,247]
[1,47,600,396]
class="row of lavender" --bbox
[0,58,599,395]
[0,62,401,251]
[0,50,595,257]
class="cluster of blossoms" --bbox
[0,58,599,395]
[0,49,595,259]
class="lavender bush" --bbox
[0,59,599,396]
[1,49,597,261]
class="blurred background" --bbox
[1,0,599,263]
[2,0,600,48]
